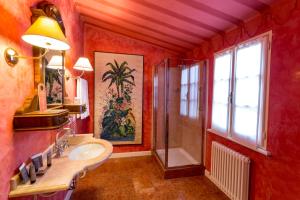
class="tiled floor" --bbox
[71,156,229,200]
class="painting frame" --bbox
[94,51,144,145]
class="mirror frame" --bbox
[31,1,66,105]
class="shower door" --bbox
[154,58,206,169]
[153,59,168,166]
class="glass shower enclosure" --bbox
[153,58,206,178]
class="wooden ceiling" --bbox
[74,0,275,53]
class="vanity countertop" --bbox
[9,134,113,198]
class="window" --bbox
[211,32,271,151]
[180,64,200,119]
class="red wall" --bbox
[187,1,300,199]
[80,24,176,153]
[0,0,83,199]
[4,0,300,199]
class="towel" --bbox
[76,78,90,119]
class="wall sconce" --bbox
[47,55,64,70]
[4,16,70,67]
[73,57,93,78]
[46,55,67,78]
[48,56,93,80]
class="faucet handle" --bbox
[64,127,74,137]
[63,139,69,149]
[54,143,63,158]
[64,127,76,137]
[63,127,71,134]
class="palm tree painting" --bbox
[102,60,136,98]
[95,52,143,145]
[100,59,137,141]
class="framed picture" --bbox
[94,52,144,145]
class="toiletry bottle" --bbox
[29,164,36,184]
[31,153,42,172]
[39,155,43,168]
[19,163,29,184]
[47,150,52,167]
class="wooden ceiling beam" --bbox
[129,0,224,34]
[234,0,270,12]
[176,0,243,25]
[81,15,186,54]
[77,9,189,51]
[76,3,200,47]
[88,0,209,40]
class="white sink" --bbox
[68,143,106,161]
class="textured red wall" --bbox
[187,1,300,199]
[0,0,83,199]
[80,24,176,153]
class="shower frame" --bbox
[153,58,207,179]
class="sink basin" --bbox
[68,143,106,161]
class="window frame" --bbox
[209,31,272,155]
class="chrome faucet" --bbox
[54,128,71,157]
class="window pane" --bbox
[235,77,259,107]
[213,80,229,104]
[190,65,199,83]
[212,103,229,131]
[214,54,231,80]
[180,85,188,116]
[180,100,188,116]
[232,41,263,144]
[212,52,232,133]
[181,68,189,84]
[189,83,198,100]
[180,68,189,116]
[189,65,199,118]
[189,100,198,118]
[180,84,188,100]
[189,83,198,118]
[236,42,262,78]
[233,107,258,143]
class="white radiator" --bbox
[210,141,250,200]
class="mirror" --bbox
[31,1,66,106]
[44,51,64,105]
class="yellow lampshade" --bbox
[74,57,93,71]
[22,16,70,50]
[47,55,64,69]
